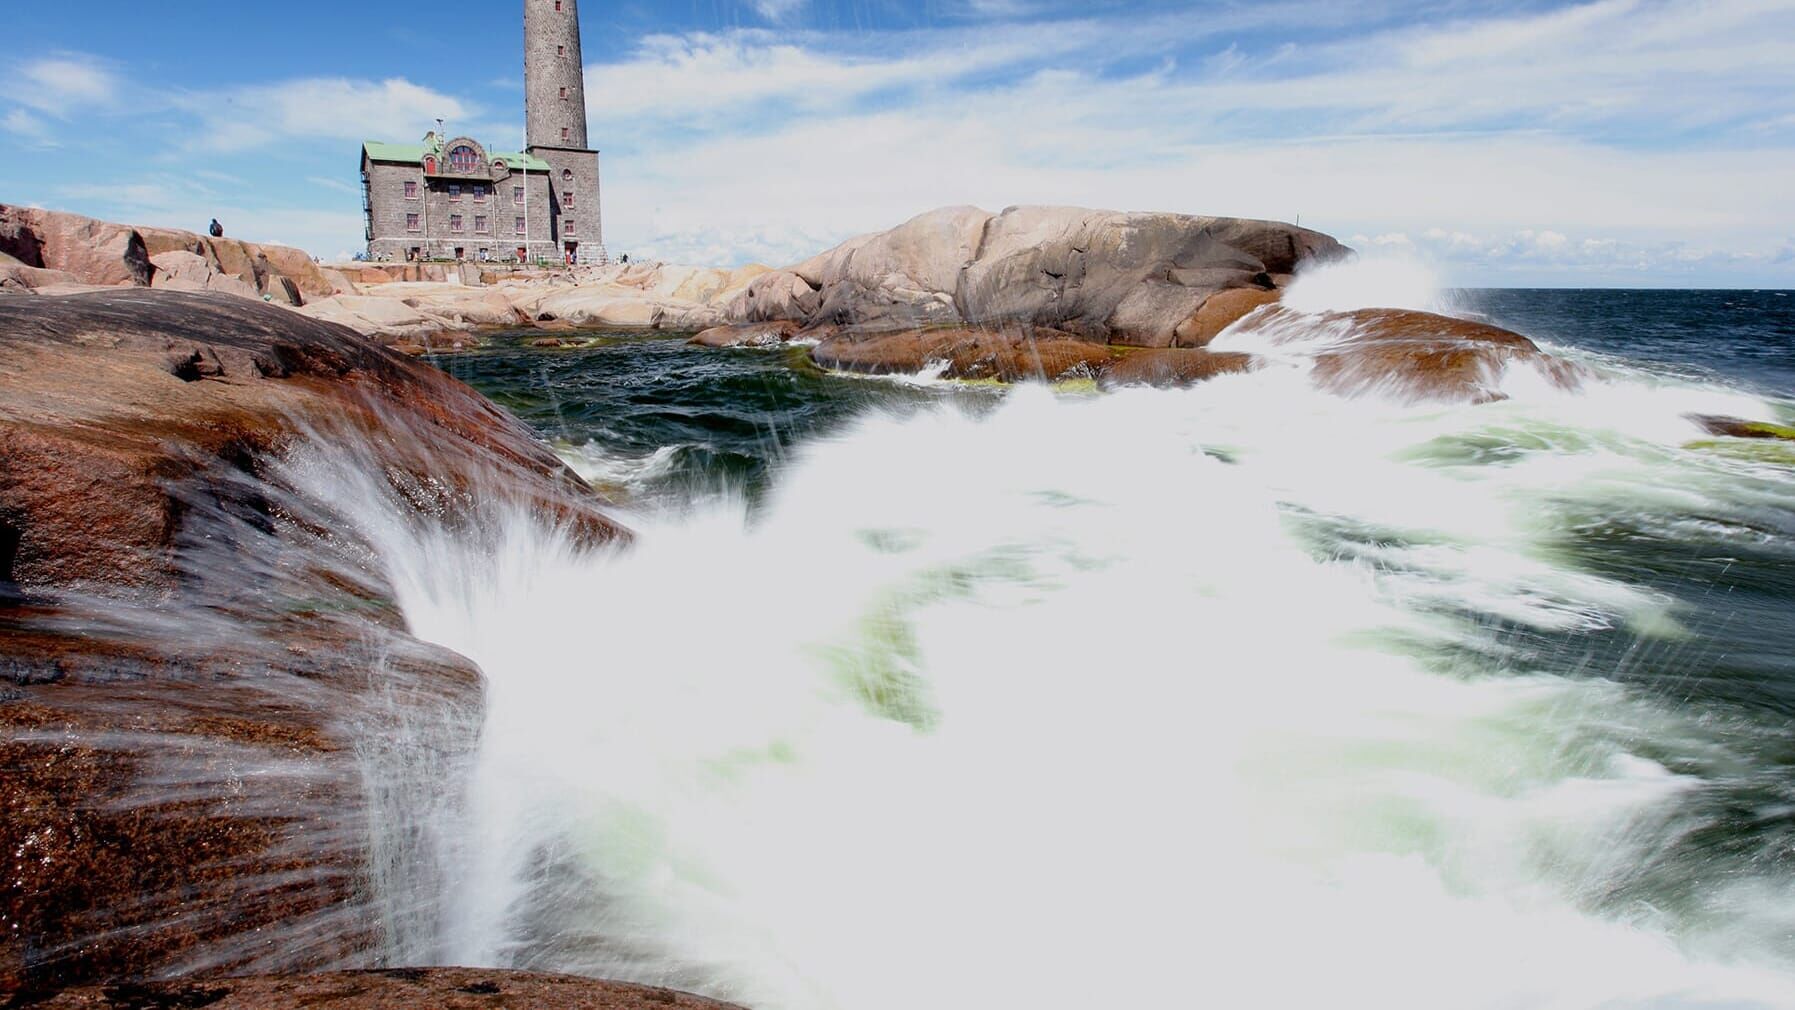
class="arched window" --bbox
[448,145,480,173]
[561,169,574,185]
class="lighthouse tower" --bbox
[524,0,604,263]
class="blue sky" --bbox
[5,0,1794,286]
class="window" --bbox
[473,184,487,202]
[513,185,524,206]
[515,217,527,235]
[565,218,576,235]
[448,145,480,173]
[557,45,565,57]
[404,180,418,199]
[449,214,464,232]
[475,215,489,233]
[562,168,573,182]
[559,87,567,100]
[406,213,420,232]
[560,127,570,142]
[563,190,574,208]
[555,0,563,10]
[448,183,461,201]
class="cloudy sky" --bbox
[5,0,1793,285]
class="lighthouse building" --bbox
[360,0,604,264]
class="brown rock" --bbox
[1686,414,1795,440]
[135,227,207,259]
[0,290,628,988]
[250,243,335,299]
[19,968,746,1010]
[203,237,262,289]
[0,290,620,592]
[0,263,81,292]
[689,320,800,348]
[725,269,820,323]
[1174,287,1282,346]
[149,251,262,301]
[1099,348,1260,389]
[0,206,151,287]
[811,326,1117,381]
[721,205,1348,347]
[951,206,1342,343]
[319,267,357,296]
[1234,307,1583,404]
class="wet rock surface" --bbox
[1687,414,1795,441]
[1232,307,1586,404]
[10,968,743,1010]
[1098,348,1261,389]
[811,325,1119,381]
[0,290,626,989]
[689,321,801,348]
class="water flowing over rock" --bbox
[1687,414,1795,441]
[1098,348,1261,389]
[1223,306,1586,404]
[19,968,744,1009]
[811,325,1120,381]
[0,290,626,988]
[690,320,802,348]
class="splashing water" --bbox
[295,268,1795,1009]
[1279,254,1451,315]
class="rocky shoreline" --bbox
[8,199,1753,1005]
[3,202,1599,405]
[0,290,625,992]
[15,968,743,1009]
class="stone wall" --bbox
[525,0,588,150]
[365,160,558,264]
[533,147,603,261]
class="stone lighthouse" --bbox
[359,0,604,264]
[524,0,604,263]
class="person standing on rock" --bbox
[208,218,224,238]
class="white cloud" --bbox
[51,173,363,259]
[576,1,1795,284]
[307,175,362,195]
[6,56,120,115]
[175,77,483,153]
[1,108,53,144]
[750,0,805,21]
[580,27,1091,130]
[12,0,1793,281]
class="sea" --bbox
[357,277,1795,1009]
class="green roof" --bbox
[362,140,549,172]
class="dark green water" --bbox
[428,330,994,504]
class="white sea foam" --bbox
[1280,254,1451,315]
[295,258,1795,1009]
